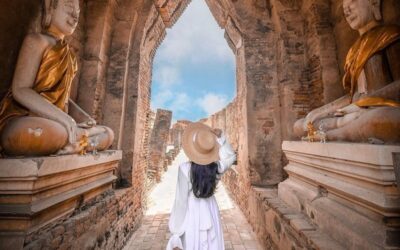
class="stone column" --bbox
[101,0,138,186]
[76,0,116,121]
[169,120,189,152]
[115,1,161,188]
[103,4,137,149]
[244,32,284,186]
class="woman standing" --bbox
[167,122,236,250]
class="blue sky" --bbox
[150,0,235,124]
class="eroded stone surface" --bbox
[279,141,400,249]
[0,151,122,249]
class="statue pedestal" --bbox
[0,151,122,249]
[279,141,400,249]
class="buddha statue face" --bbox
[343,0,381,31]
[46,0,80,36]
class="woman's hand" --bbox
[212,128,222,138]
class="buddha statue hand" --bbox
[60,115,79,145]
[78,118,97,129]
[303,109,324,132]
[334,104,361,117]
[56,126,88,155]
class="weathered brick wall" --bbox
[23,189,143,250]
[303,0,341,105]
[154,0,191,28]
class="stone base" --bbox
[279,141,400,249]
[0,150,121,249]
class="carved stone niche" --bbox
[279,142,400,249]
[0,150,122,249]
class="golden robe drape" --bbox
[343,25,400,102]
[0,39,77,131]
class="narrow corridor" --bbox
[124,151,263,250]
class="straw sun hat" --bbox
[182,122,220,165]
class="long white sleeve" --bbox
[166,163,190,250]
[216,133,236,174]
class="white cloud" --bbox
[151,90,173,110]
[156,0,234,67]
[197,93,229,116]
[153,66,181,88]
[170,92,191,113]
[151,90,191,114]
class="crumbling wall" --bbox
[169,120,190,151]
[148,109,172,182]
[24,189,142,250]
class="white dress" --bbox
[166,134,236,250]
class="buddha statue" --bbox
[0,0,114,156]
[293,0,400,143]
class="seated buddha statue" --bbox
[293,0,400,143]
[0,0,114,156]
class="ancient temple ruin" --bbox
[0,0,399,249]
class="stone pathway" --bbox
[124,151,263,250]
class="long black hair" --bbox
[190,161,219,198]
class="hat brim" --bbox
[182,122,219,165]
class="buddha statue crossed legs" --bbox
[0,0,114,156]
[294,0,400,143]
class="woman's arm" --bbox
[11,34,78,144]
[167,163,190,250]
[214,130,236,174]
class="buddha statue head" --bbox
[42,0,80,37]
[343,0,382,34]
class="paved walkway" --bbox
[124,151,263,250]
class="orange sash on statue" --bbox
[0,39,77,131]
[343,25,400,102]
